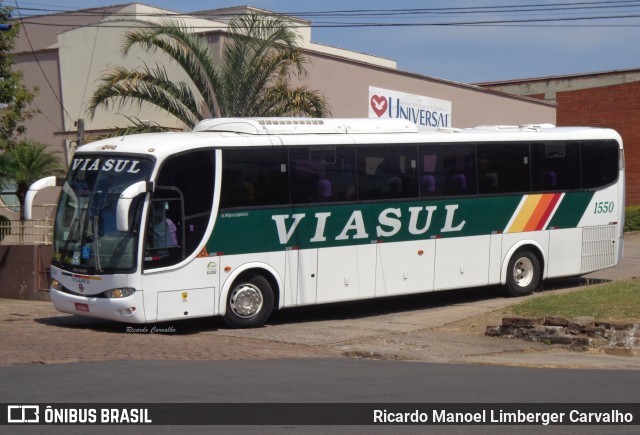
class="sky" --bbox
[10,0,640,83]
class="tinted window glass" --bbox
[357,145,418,200]
[290,147,357,203]
[221,148,289,208]
[419,144,476,197]
[147,149,216,269]
[477,143,531,194]
[582,140,619,189]
[531,142,580,191]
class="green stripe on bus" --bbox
[206,192,593,256]
[548,192,595,229]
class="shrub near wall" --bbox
[625,206,640,233]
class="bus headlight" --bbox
[103,288,136,299]
[51,279,62,291]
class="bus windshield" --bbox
[52,155,154,273]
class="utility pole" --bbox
[77,118,85,147]
[65,119,85,166]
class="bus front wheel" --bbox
[504,249,541,297]
[223,274,274,328]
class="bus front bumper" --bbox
[50,288,147,323]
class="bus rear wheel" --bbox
[504,249,541,297]
[223,274,274,328]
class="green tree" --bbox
[0,140,65,221]
[88,13,330,135]
[0,1,38,150]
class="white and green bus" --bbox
[26,118,625,328]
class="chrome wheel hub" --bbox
[513,257,534,287]
[229,284,263,318]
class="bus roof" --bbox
[76,118,622,160]
[192,117,419,135]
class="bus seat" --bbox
[386,176,403,193]
[544,170,557,188]
[482,172,498,188]
[451,173,467,189]
[421,174,436,194]
[317,178,332,200]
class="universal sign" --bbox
[369,86,452,131]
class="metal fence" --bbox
[0,219,54,245]
[0,204,57,245]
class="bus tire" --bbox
[504,249,541,297]
[223,274,274,328]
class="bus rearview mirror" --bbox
[24,176,64,220]
[116,181,152,232]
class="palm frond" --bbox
[121,19,221,117]
[258,85,330,118]
[97,116,170,138]
[220,13,316,117]
[88,65,201,127]
[88,13,331,129]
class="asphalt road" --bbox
[1,233,638,434]
[3,359,639,434]
[5,358,640,402]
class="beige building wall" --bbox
[304,51,554,126]
[58,21,192,132]
[13,3,556,147]
[58,4,229,134]
[2,3,555,220]
[13,50,64,150]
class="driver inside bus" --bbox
[150,204,178,248]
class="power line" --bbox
[78,8,106,120]
[11,0,640,21]
[13,12,640,29]
[12,1,71,130]
[281,0,640,16]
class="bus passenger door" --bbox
[141,149,217,322]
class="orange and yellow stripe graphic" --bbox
[504,193,564,233]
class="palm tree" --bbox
[0,140,65,221]
[88,13,330,134]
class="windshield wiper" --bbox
[93,215,102,272]
[60,216,80,259]
[90,189,110,273]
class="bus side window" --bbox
[581,140,619,189]
[290,147,357,204]
[144,190,183,269]
[145,149,215,270]
[419,144,476,197]
[357,145,418,200]
[531,142,580,192]
[147,200,179,249]
[477,143,530,194]
[221,148,288,208]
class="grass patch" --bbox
[507,279,640,322]
[626,205,640,233]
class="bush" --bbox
[0,214,10,242]
[625,205,640,233]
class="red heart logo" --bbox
[370,95,388,117]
